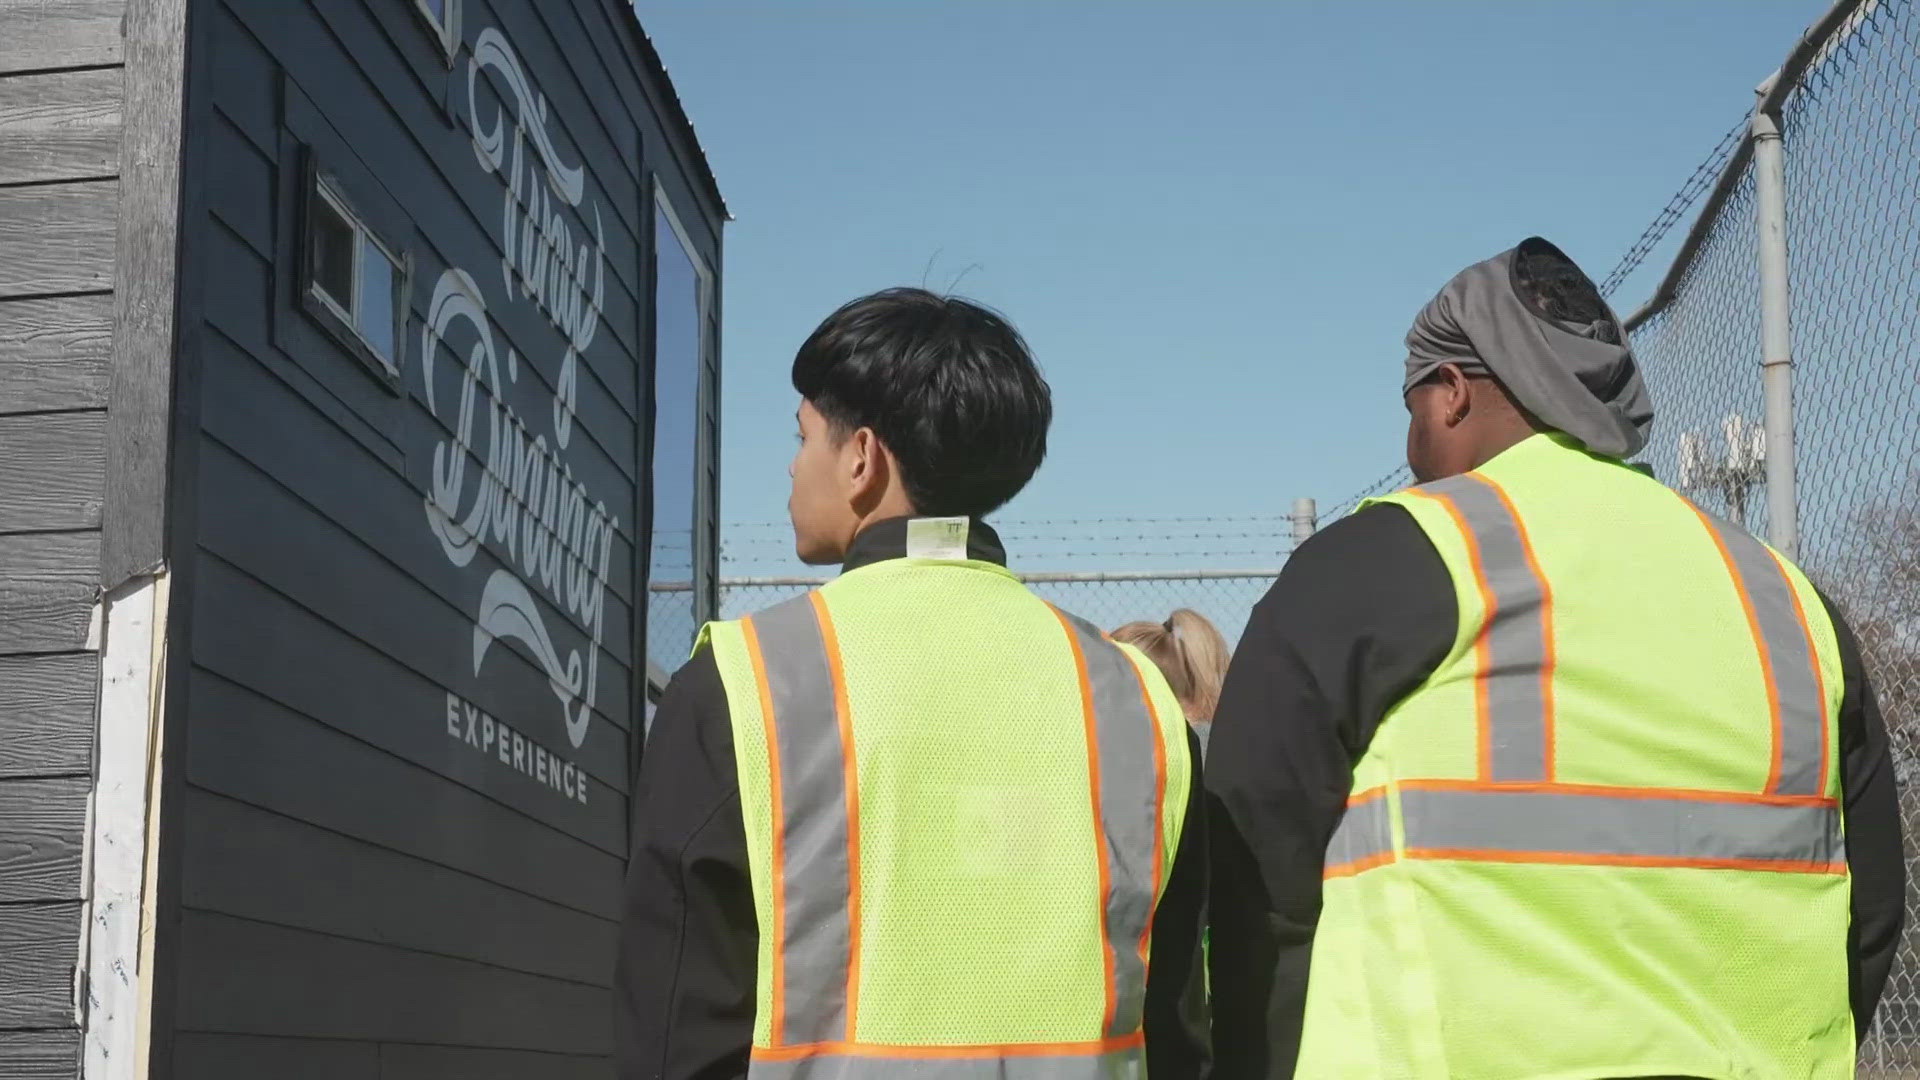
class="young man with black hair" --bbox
[617,288,1209,1079]
[1206,239,1903,1078]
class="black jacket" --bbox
[1205,503,1906,1078]
[615,519,1211,1079]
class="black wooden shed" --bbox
[0,0,723,1074]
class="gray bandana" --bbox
[1403,238,1653,458]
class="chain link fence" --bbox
[1608,0,1920,1068]
[695,569,1281,646]
[649,513,1334,675]
[651,566,1288,672]
[652,490,1424,670]
[647,2,1919,1059]
[647,462,1416,675]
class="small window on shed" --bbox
[309,194,355,312]
[415,0,459,58]
[303,175,405,384]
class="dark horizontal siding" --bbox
[174,910,611,1054]
[171,1032,608,1080]
[192,343,639,701]
[573,0,724,254]
[185,435,632,757]
[192,119,644,540]
[180,791,617,987]
[172,1034,380,1080]
[369,1043,612,1080]
[306,0,651,339]
[168,0,724,1071]
[220,0,648,420]
[183,668,625,920]
[188,551,630,846]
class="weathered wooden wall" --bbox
[0,1,124,1075]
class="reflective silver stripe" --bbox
[1419,474,1554,782]
[750,594,854,1046]
[1323,794,1394,875]
[1688,506,1829,796]
[1056,610,1164,1039]
[749,1044,1145,1080]
[1322,785,1844,877]
[1402,787,1844,867]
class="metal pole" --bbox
[1622,0,1868,338]
[1290,497,1318,548]
[1752,104,1799,557]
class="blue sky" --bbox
[638,0,1825,570]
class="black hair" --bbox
[792,287,1052,518]
[1512,237,1621,344]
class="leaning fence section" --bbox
[1609,0,1920,1067]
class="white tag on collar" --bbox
[906,516,970,561]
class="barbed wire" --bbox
[1322,463,1416,520]
[1600,119,1748,299]
[700,477,1408,566]
[716,528,1303,548]
[719,551,1289,565]
[718,512,1302,532]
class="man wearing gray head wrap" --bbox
[1402,236,1653,472]
[1207,239,1903,1078]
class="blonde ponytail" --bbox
[1112,608,1232,723]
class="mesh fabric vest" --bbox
[1296,433,1853,1079]
[702,556,1192,1078]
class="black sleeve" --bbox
[1144,724,1211,1078]
[1205,505,1456,1079]
[1823,595,1907,1041]
[616,646,757,1080]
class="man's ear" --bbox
[845,426,888,504]
[1438,363,1474,427]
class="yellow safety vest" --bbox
[1298,433,1853,1079]
[702,555,1192,1078]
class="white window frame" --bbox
[413,0,460,61]
[305,172,405,383]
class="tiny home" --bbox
[0,0,723,1075]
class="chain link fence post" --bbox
[1751,101,1801,558]
[1606,0,1920,1069]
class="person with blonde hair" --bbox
[1113,608,1231,758]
